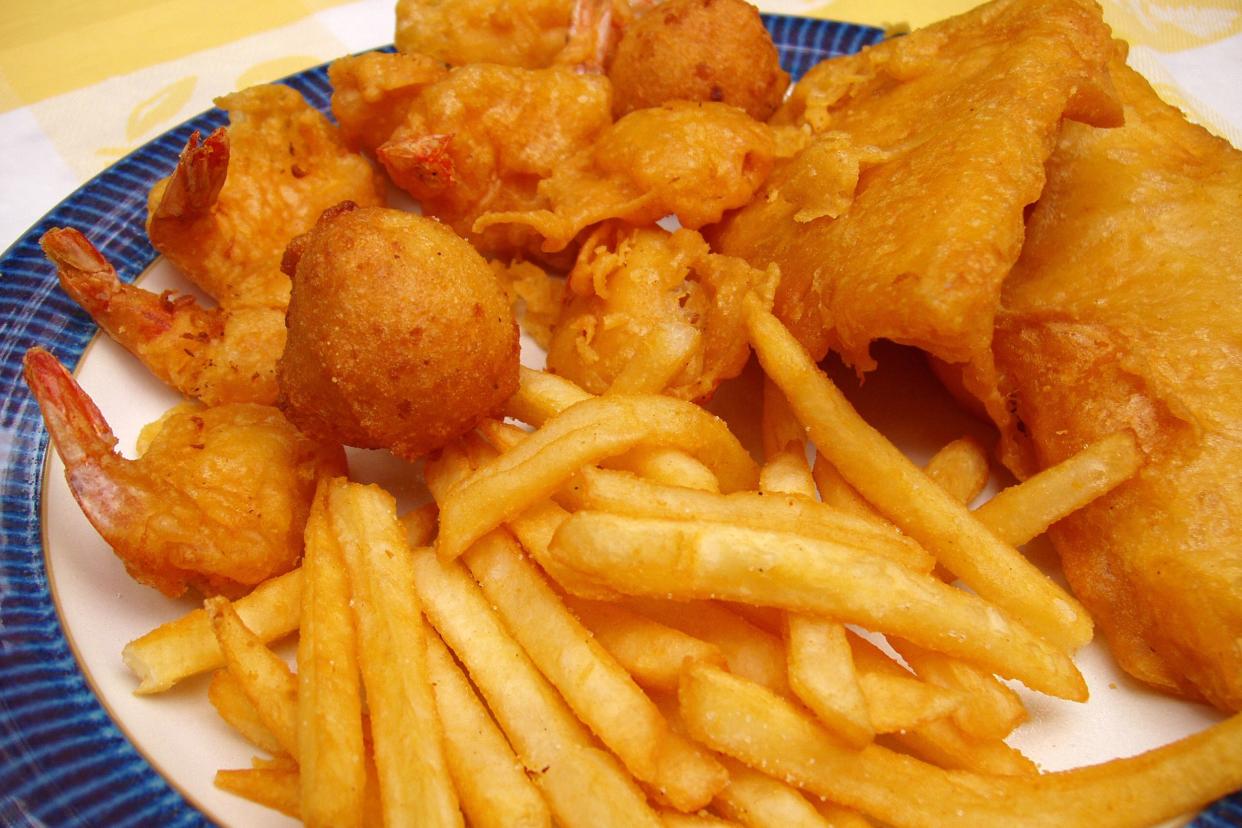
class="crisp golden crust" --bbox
[987,53,1242,711]
[147,84,385,311]
[546,223,777,401]
[328,51,449,154]
[277,206,520,460]
[372,61,614,263]
[709,0,1120,370]
[608,0,789,119]
[395,0,575,68]
[475,101,799,253]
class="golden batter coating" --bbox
[277,205,520,461]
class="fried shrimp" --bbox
[148,84,385,311]
[395,0,576,68]
[24,348,345,598]
[48,84,386,406]
[42,228,286,407]
[546,222,778,401]
[474,101,802,252]
[369,60,614,261]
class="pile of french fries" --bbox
[122,304,1242,827]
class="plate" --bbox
[0,14,1238,827]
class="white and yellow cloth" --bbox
[2,0,1239,248]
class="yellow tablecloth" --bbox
[1,0,1239,247]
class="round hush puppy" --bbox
[277,204,519,460]
[608,0,790,119]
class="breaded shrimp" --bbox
[55,85,384,405]
[42,228,284,407]
[147,85,384,311]
[474,101,803,252]
[24,347,345,598]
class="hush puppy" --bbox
[277,204,519,459]
[608,0,789,119]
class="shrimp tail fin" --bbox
[23,347,119,468]
[154,128,230,220]
[41,227,235,404]
[23,348,199,597]
[377,133,455,196]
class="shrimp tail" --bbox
[39,227,274,406]
[22,349,168,581]
[42,227,185,342]
[153,128,230,220]
[23,347,118,469]
[377,133,455,196]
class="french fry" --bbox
[758,390,874,750]
[501,368,722,491]
[438,394,758,559]
[207,669,286,756]
[814,801,874,828]
[761,376,807,460]
[216,765,301,819]
[565,596,728,692]
[216,756,386,825]
[608,321,701,395]
[330,481,462,828]
[205,596,300,758]
[552,513,1086,699]
[123,568,301,694]
[746,303,1092,650]
[887,713,1037,777]
[572,467,933,572]
[682,663,1242,827]
[610,446,722,492]
[463,529,728,811]
[506,365,592,426]
[714,755,834,828]
[124,503,439,697]
[975,431,1142,547]
[896,442,1031,740]
[759,449,819,498]
[889,637,1027,741]
[407,544,663,828]
[661,812,738,827]
[923,437,990,506]
[424,631,553,828]
[810,456,888,523]
[298,482,366,828]
[786,619,874,747]
[625,598,790,697]
[844,635,964,730]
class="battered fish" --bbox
[983,51,1242,711]
[709,0,1120,370]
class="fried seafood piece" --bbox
[64,85,384,406]
[42,228,286,408]
[24,348,345,598]
[366,60,614,262]
[277,205,519,461]
[978,53,1242,711]
[546,223,778,400]
[709,0,1121,370]
[607,0,789,119]
[489,258,565,351]
[328,50,449,154]
[148,84,384,311]
[395,0,576,68]
[475,101,803,253]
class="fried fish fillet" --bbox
[983,51,1242,711]
[709,0,1120,370]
